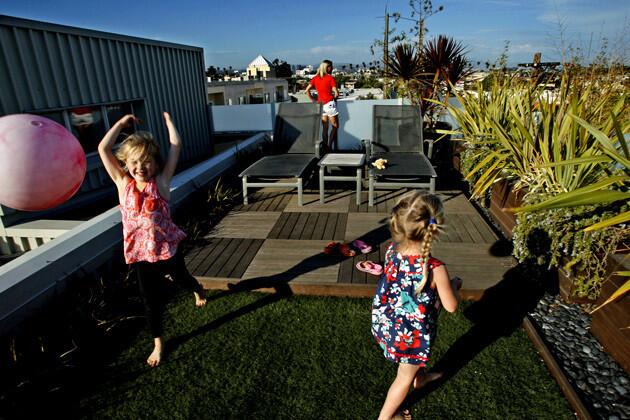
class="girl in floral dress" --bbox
[371,191,460,419]
[98,112,206,367]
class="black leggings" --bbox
[133,252,204,338]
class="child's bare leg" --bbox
[413,369,443,389]
[378,363,421,420]
[194,291,206,307]
[147,337,163,367]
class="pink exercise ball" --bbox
[0,114,86,211]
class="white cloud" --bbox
[323,34,336,41]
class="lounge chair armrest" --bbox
[361,138,373,160]
[424,138,434,160]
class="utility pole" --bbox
[383,12,389,99]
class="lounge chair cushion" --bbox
[240,154,317,178]
[371,153,436,178]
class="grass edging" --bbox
[523,317,592,420]
[197,276,486,300]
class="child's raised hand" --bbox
[163,112,173,123]
[118,114,138,127]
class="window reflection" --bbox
[70,106,105,153]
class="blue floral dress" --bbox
[371,242,444,365]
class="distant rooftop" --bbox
[249,54,273,68]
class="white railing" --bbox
[0,133,268,335]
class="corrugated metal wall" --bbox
[0,15,211,226]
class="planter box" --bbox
[590,254,630,375]
[489,180,525,238]
[557,266,598,304]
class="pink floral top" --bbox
[119,178,186,264]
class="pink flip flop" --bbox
[352,239,373,254]
[356,260,383,276]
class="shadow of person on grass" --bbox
[404,228,559,408]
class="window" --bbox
[33,100,146,154]
[106,102,136,141]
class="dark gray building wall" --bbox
[0,15,211,226]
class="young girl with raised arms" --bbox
[371,191,461,420]
[98,112,206,367]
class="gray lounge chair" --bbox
[368,105,436,206]
[240,103,322,206]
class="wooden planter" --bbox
[489,180,525,238]
[557,266,598,304]
[590,254,630,375]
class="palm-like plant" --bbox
[420,36,472,125]
[422,35,471,89]
[384,36,471,124]
[384,43,424,104]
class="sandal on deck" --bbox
[324,242,356,257]
[351,239,373,254]
[338,243,356,257]
[323,241,340,255]
[356,260,383,275]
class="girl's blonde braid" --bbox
[415,218,439,295]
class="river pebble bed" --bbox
[529,294,630,420]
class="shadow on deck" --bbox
[185,186,516,299]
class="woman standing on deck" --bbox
[305,59,340,152]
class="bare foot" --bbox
[413,372,442,389]
[392,409,411,420]
[147,342,162,367]
[194,291,206,307]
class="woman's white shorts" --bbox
[322,100,339,117]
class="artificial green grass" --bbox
[79,291,573,419]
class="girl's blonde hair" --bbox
[316,59,333,78]
[390,191,444,292]
[115,131,163,171]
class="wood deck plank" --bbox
[459,213,485,243]
[187,238,220,274]
[470,214,498,242]
[204,238,242,277]
[195,238,234,276]
[278,212,299,239]
[216,239,253,278]
[290,213,310,240]
[268,212,289,239]
[184,245,204,266]
[268,192,286,212]
[451,214,475,242]
[334,213,348,241]
[322,213,338,240]
[300,213,318,240]
[229,239,265,278]
[311,213,328,240]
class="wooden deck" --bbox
[186,188,515,298]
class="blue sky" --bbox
[2,0,628,69]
